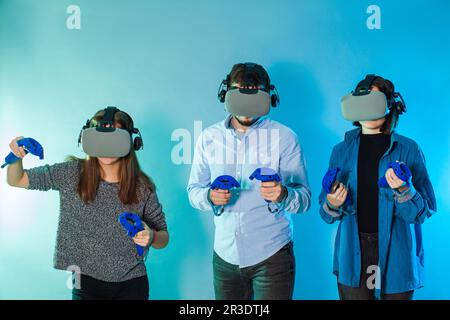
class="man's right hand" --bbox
[9,136,26,159]
[326,182,348,209]
[209,189,231,206]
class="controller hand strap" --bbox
[322,168,352,206]
[118,212,146,257]
[210,175,241,217]
[249,168,282,214]
[2,138,44,169]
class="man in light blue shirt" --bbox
[187,63,311,299]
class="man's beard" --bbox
[234,116,260,127]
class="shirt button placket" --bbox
[236,135,246,264]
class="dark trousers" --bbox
[213,241,295,300]
[338,232,414,300]
[72,274,149,300]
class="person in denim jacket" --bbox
[319,75,437,300]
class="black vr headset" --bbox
[341,74,407,121]
[78,106,143,158]
[217,63,280,117]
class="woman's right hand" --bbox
[326,182,348,209]
[6,136,30,189]
[9,136,26,159]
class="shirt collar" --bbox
[223,114,269,131]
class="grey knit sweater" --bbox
[25,160,167,282]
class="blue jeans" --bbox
[213,241,295,300]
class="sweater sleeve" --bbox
[143,191,168,231]
[25,160,80,192]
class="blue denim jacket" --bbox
[319,128,437,294]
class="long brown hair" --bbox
[69,109,155,205]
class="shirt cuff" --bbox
[278,186,298,212]
[322,201,342,218]
[206,188,222,212]
[393,185,417,203]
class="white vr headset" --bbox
[80,127,132,158]
[341,74,406,121]
[78,106,143,158]
[224,88,272,117]
[341,90,388,121]
[218,63,280,117]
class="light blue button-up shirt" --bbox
[187,115,311,267]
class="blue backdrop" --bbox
[0,0,449,299]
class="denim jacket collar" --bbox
[344,127,400,157]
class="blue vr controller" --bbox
[118,212,145,257]
[322,168,352,206]
[378,162,412,188]
[2,138,44,169]
[210,175,241,216]
[249,167,282,213]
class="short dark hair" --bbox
[228,63,270,90]
[353,76,400,133]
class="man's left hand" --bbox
[260,181,287,203]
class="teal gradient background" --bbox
[0,0,449,299]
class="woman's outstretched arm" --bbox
[6,136,30,188]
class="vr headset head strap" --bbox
[100,106,140,134]
[218,63,280,107]
[106,107,143,149]
[90,106,118,132]
[353,74,378,96]
[78,106,143,150]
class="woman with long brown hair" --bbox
[6,107,169,300]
